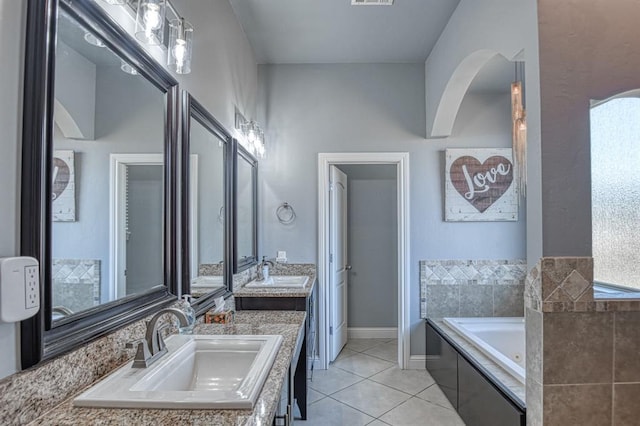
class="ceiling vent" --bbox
[351,0,394,5]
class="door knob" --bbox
[345,265,352,270]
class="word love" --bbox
[450,155,514,213]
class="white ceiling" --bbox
[228,0,461,64]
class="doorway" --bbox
[318,152,410,370]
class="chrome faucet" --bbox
[257,256,275,281]
[126,308,189,368]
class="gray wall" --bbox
[0,0,26,379]
[0,0,257,380]
[537,0,640,256]
[340,165,397,328]
[257,63,526,355]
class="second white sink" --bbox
[74,334,282,409]
[245,275,309,289]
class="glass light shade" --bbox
[135,0,166,46]
[84,31,105,47]
[168,18,193,74]
[120,60,139,75]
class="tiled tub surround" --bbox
[0,310,306,426]
[525,257,640,425]
[52,259,101,313]
[420,259,527,319]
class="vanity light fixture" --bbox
[168,18,193,74]
[135,0,166,46]
[120,60,139,75]
[83,31,105,47]
[511,61,527,197]
[235,112,266,159]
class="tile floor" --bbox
[296,338,465,426]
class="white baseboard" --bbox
[407,355,426,370]
[347,327,397,339]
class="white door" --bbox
[329,166,349,361]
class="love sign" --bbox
[445,149,518,222]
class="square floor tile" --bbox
[332,380,411,418]
[309,366,363,395]
[308,387,325,404]
[379,397,465,426]
[416,384,455,410]
[367,420,391,426]
[364,341,398,362]
[333,353,394,378]
[335,347,358,362]
[294,396,374,426]
[369,366,435,395]
[346,338,389,353]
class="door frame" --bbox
[318,152,410,369]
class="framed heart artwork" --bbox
[444,148,518,222]
[52,150,76,222]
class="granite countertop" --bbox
[234,268,316,298]
[29,311,307,426]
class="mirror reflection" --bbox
[235,148,257,270]
[51,10,166,322]
[189,118,226,298]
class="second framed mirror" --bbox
[181,92,232,312]
[233,141,258,273]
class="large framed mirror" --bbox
[233,142,258,273]
[181,92,232,312]
[20,0,179,368]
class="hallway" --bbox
[298,338,465,425]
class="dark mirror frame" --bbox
[232,142,259,273]
[20,0,180,369]
[181,92,233,314]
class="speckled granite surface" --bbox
[234,264,316,298]
[1,311,305,426]
[429,319,525,407]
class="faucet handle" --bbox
[126,339,152,368]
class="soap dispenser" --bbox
[176,294,195,334]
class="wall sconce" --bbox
[511,62,527,197]
[135,0,166,46]
[168,18,193,74]
[235,112,266,159]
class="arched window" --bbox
[591,96,640,289]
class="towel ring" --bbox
[276,202,296,225]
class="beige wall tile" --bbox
[526,377,543,426]
[526,308,543,383]
[614,383,640,426]
[543,312,613,384]
[614,312,640,382]
[544,384,611,426]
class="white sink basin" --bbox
[244,275,309,289]
[74,334,282,409]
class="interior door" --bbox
[329,165,348,361]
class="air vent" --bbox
[351,0,394,5]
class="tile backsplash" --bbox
[420,259,527,318]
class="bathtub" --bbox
[443,317,525,384]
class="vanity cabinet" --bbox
[274,323,304,426]
[236,280,316,421]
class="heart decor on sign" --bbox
[449,155,514,213]
[52,157,70,201]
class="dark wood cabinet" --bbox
[236,282,316,422]
[426,323,459,408]
[426,321,525,426]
